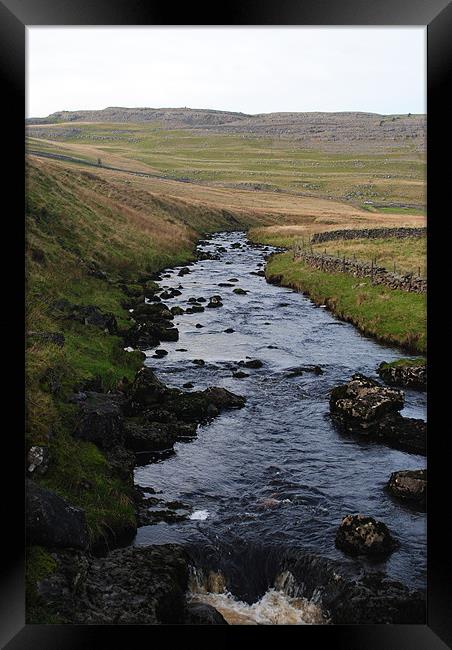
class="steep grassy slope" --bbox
[26,155,256,547]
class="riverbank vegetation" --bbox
[25,155,259,621]
[265,252,426,354]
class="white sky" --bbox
[26,27,426,117]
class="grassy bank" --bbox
[265,253,426,354]
[25,156,257,621]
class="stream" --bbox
[132,231,426,624]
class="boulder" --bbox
[127,367,172,411]
[201,387,246,409]
[329,572,426,624]
[287,365,323,377]
[26,480,89,550]
[279,548,425,624]
[329,374,425,454]
[377,360,426,391]
[73,392,125,449]
[335,514,399,556]
[330,374,404,427]
[185,602,228,625]
[72,305,118,334]
[239,359,263,369]
[388,469,426,507]
[207,296,223,308]
[123,421,178,452]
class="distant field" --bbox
[26,120,426,213]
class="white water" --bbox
[188,568,328,625]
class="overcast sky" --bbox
[26,27,426,117]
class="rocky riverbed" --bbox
[26,231,427,625]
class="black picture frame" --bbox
[1,1,451,647]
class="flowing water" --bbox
[133,231,427,624]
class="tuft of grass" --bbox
[266,252,426,354]
[379,357,425,369]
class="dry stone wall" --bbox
[311,227,426,244]
[293,250,426,293]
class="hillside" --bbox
[26,107,426,152]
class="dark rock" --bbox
[195,323,204,329]
[233,287,247,295]
[228,278,239,282]
[239,359,263,369]
[192,359,205,366]
[233,371,249,379]
[123,421,178,452]
[185,602,228,625]
[388,469,426,507]
[335,514,399,556]
[218,282,234,287]
[370,413,426,454]
[133,302,173,321]
[171,306,185,315]
[224,328,235,333]
[26,480,89,550]
[127,367,171,412]
[377,360,426,391]
[279,548,425,624]
[287,365,323,377]
[191,304,205,313]
[329,572,426,624]
[183,382,194,389]
[104,445,136,486]
[178,267,191,277]
[73,392,125,448]
[207,296,223,308]
[70,545,189,624]
[330,374,404,427]
[63,304,118,334]
[201,387,246,409]
[153,349,168,358]
[329,374,425,454]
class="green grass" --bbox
[26,122,426,209]
[379,357,425,369]
[312,236,426,277]
[26,546,63,624]
[266,252,426,354]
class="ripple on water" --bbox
[134,231,427,592]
